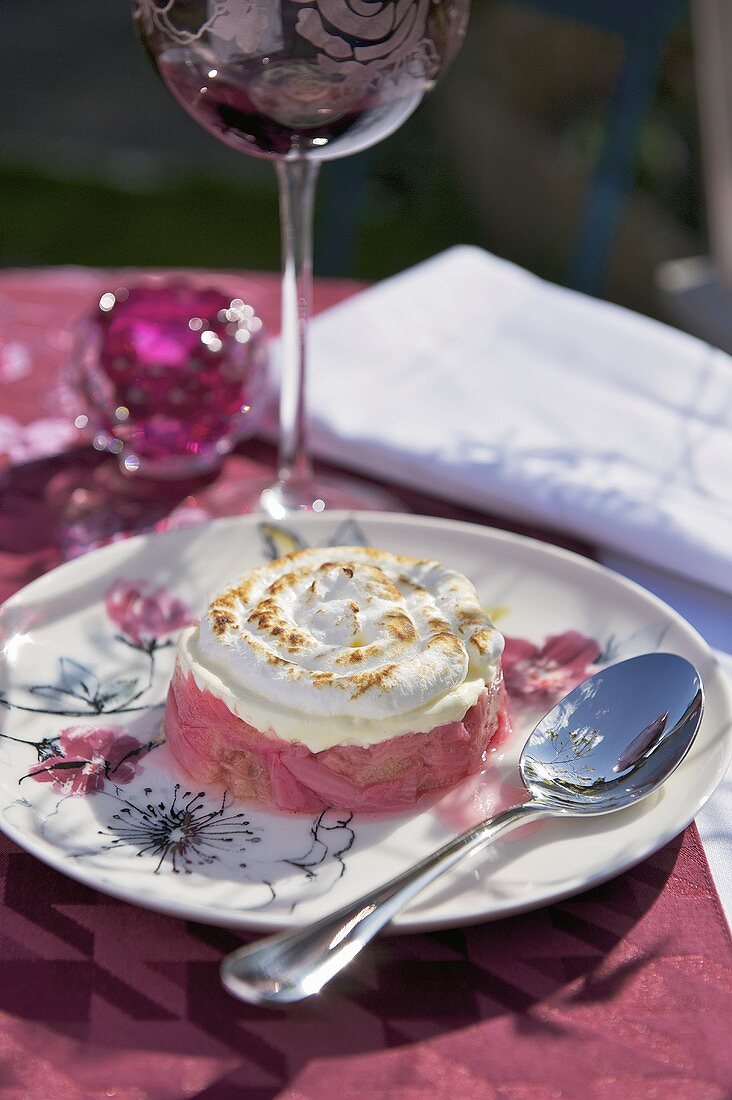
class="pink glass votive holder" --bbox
[74,282,270,478]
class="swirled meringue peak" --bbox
[182,548,503,745]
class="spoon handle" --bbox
[221,799,550,1005]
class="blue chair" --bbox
[517,0,688,293]
[318,0,688,297]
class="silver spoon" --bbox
[221,652,703,1006]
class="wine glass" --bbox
[133,0,470,516]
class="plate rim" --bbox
[1,510,730,932]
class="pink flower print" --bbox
[105,580,192,649]
[502,631,602,710]
[27,726,146,796]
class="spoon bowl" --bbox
[523,652,703,812]
[221,653,703,1005]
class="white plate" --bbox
[0,512,730,933]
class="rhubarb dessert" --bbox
[164,546,510,813]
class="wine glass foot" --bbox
[209,472,407,519]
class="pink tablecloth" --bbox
[0,269,731,1098]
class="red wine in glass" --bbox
[158,50,428,160]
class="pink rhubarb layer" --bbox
[164,667,511,814]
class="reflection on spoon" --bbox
[614,711,669,773]
[221,652,703,1006]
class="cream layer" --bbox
[175,625,498,753]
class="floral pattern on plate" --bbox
[0,513,725,932]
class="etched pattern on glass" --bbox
[133,0,459,86]
[293,0,440,85]
[133,0,276,53]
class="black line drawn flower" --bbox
[1,580,192,719]
[0,657,149,718]
[258,516,368,561]
[98,783,262,874]
[283,808,355,882]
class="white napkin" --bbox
[307,246,732,595]
[601,552,732,926]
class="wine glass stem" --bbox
[276,157,321,487]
